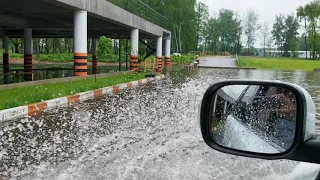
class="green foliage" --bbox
[204,9,242,54]
[307,31,320,53]
[140,0,198,53]
[238,56,320,71]
[97,36,113,59]
[9,38,23,53]
[99,54,119,63]
[195,2,210,50]
[272,15,286,47]
[272,14,300,55]
[36,54,74,62]
[0,72,150,110]
[4,53,120,63]
[10,53,24,58]
[297,1,320,59]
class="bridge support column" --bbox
[92,38,98,74]
[165,35,171,67]
[24,28,32,81]
[3,36,9,84]
[130,29,139,71]
[74,10,87,76]
[156,36,163,73]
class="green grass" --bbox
[0,72,149,110]
[1,53,194,65]
[171,55,194,65]
[10,53,24,58]
[0,53,24,58]
[0,53,120,63]
[35,54,75,62]
[238,56,320,71]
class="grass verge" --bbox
[0,53,120,63]
[238,56,320,71]
[1,53,195,65]
[0,72,149,110]
[171,55,194,65]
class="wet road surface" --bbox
[1,68,320,179]
[198,56,236,68]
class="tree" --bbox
[260,22,270,56]
[297,5,309,59]
[204,9,242,54]
[272,14,299,56]
[10,38,23,53]
[97,36,112,59]
[272,15,286,53]
[284,14,300,56]
[195,2,209,50]
[297,1,320,59]
[243,10,260,53]
[141,0,198,53]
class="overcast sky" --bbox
[199,0,311,48]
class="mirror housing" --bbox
[199,80,316,161]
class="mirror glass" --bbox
[211,85,297,154]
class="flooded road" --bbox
[1,68,320,179]
[198,56,236,67]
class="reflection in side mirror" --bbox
[211,85,297,154]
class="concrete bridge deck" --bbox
[1,0,172,82]
[0,0,170,38]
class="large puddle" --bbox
[1,68,320,179]
[0,65,122,85]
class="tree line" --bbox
[143,0,320,59]
[1,0,320,60]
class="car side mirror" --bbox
[199,80,318,162]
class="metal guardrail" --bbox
[107,0,168,29]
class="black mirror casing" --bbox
[200,80,307,160]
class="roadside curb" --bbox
[0,74,165,122]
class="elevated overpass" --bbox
[0,0,171,81]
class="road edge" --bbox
[0,74,165,122]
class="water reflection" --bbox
[0,66,122,85]
[0,68,319,179]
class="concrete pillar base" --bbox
[157,56,162,73]
[165,56,171,67]
[24,53,33,81]
[130,55,138,71]
[74,53,88,76]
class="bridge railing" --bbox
[107,0,168,29]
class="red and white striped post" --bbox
[156,36,163,73]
